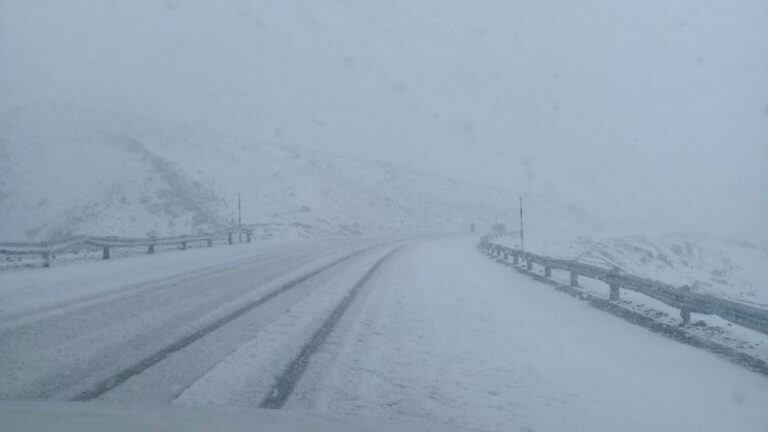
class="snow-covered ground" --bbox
[281,237,768,431]
[3,236,765,431]
[0,236,378,320]
[496,232,768,307]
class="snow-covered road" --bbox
[1,236,767,431]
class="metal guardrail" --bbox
[0,227,254,267]
[480,234,768,336]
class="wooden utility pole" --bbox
[519,195,524,251]
[238,193,242,242]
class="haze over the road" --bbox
[2,0,766,236]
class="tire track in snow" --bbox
[70,245,381,402]
[260,246,404,409]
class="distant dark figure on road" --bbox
[470,222,476,233]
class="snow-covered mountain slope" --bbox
[0,106,223,240]
[498,233,768,307]
[0,104,597,241]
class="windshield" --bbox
[1,2,767,431]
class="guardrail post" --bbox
[526,260,533,271]
[570,271,578,287]
[544,266,552,277]
[102,246,110,260]
[41,251,51,268]
[228,232,233,245]
[181,241,187,250]
[679,285,692,325]
[207,238,213,247]
[246,232,252,243]
[680,309,691,325]
[147,244,155,254]
[609,283,620,301]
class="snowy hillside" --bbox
[0,104,596,241]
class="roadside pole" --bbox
[519,196,524,251]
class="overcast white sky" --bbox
[1,0,767,236]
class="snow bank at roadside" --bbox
[496,232,768,306]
